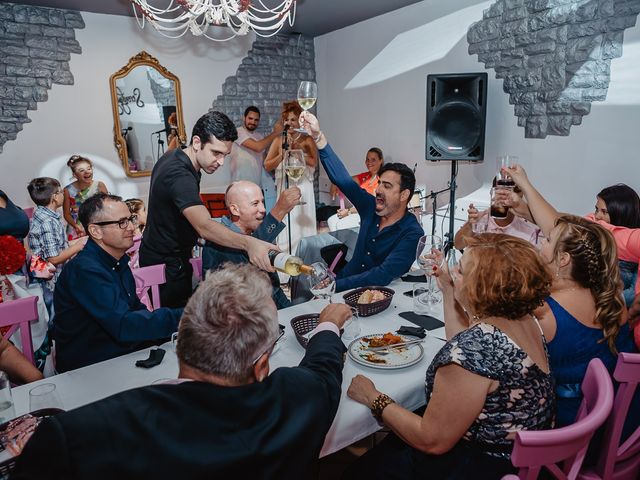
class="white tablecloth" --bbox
[11,279,447,457]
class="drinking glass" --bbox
[496,155,517,187]
[472,212,489,234]
[284,149,306,205]
[309,261,336,305]
[490,187,509,219]
[296,81,317,133]
[0,371,15,423]
[342,307,361,343]
[416,235,444,305]
[413,283,430,315]
[29,383,63,412]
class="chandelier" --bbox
[131,0,297,42]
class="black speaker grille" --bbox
[429,101,482,157]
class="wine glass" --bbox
[309,261,336,305]
[296,81,317,133]
[284,149,306,205]
[416,235,444,305]
[29,383,63,412]
[496,155,517,187]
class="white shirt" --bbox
[229,126,265,186]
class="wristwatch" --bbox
[370,393,395,420]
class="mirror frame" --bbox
[109,51,186,178]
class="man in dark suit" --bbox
[13,264,351,479]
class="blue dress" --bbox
[546,296,638,429]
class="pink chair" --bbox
[503,358,614,480]
[132,264,166,311]
[127,234,142,268]
[578,352,640,480]
[189,257,203,282]
[0,296,38,366]
[23,207,34,220]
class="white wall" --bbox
[315,0,640,216]
[1,12,254,207]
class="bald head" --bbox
[225,181,266,234]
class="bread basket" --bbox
[343,286,395,317]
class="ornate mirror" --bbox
[109,51,186,177]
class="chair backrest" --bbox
[132,264,166,311]
[200,193,229,218]
[189,257,203,282]
[0,296,38,365]
[23,207,35,220]
[507,358,614,480]
[127,235,142,268]
[591,352,640,480]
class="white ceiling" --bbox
[4,0,425,37]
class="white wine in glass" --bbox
[296,81,317,133]
[284,149,306,205]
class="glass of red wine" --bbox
[496,155,518,187]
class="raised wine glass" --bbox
[416,235,444,305]
[309,261,336,305]
[284,149,306,205]
[296,81,317,133]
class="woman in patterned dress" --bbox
[344,234,555,480]
[62,155,108,239]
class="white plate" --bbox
[348,334,424,370]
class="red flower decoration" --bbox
[0,235,26,275]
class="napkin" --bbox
[396,326,426,338]
[398,312,444,331]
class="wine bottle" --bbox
[268,251,314,276]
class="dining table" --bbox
[11,277,448,458]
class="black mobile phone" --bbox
[135,348,166,369]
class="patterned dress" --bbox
[425,322,555,459]
[64,181,99,239]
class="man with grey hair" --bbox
[202,180,300,309]
[15,263,351,479]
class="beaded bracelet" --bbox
[370,393,395,420]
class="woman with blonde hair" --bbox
[345,234,554,479]
[264,101,317,253]
[507,165,637,427]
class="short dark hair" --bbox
[244,106,260,117]
[191,111,238,145]
[79,192,123,231]
[597,184,640,228]
[27,177,60,206]
[379,163,416,201]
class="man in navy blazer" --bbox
[13,263,351,479]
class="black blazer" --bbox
[12,331,346,480]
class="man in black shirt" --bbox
[140,111,277,308]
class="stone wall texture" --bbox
[0,3,84,153]
[211,34,320,200]
[467,0,640,138]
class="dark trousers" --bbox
[139,248,193,308]
[342,433,515,480]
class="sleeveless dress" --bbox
[274,159,317,255]
[545,296,638,427]
[64,181,100,239]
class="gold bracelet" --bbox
[370,393,395,420]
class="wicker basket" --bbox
[290,313,320,349]
[343,286,395,317]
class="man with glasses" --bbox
[53,193,182,372]
[140,110,278,309]
[15,264,351,478]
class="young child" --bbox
[28,177,87,315]
[63,155,108,239]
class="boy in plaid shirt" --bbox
[27,177,87,315]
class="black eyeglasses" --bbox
[92,214,138,230]
[252,329,284,365]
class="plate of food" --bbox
[347,332,424,369]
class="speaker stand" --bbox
[444,160,459,255]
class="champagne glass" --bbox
[296,81,317,133]
[416,235,444,305]
[309,261,336,305]
[284,149,306,205]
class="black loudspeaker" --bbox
[425,73,487,161]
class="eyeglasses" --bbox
[92,214,138,230]
[252,329,284,365]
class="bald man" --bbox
[202,181,300,309]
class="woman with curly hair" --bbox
[506,165,637,428]
[345,234,554,479]
[264,101,317,254]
